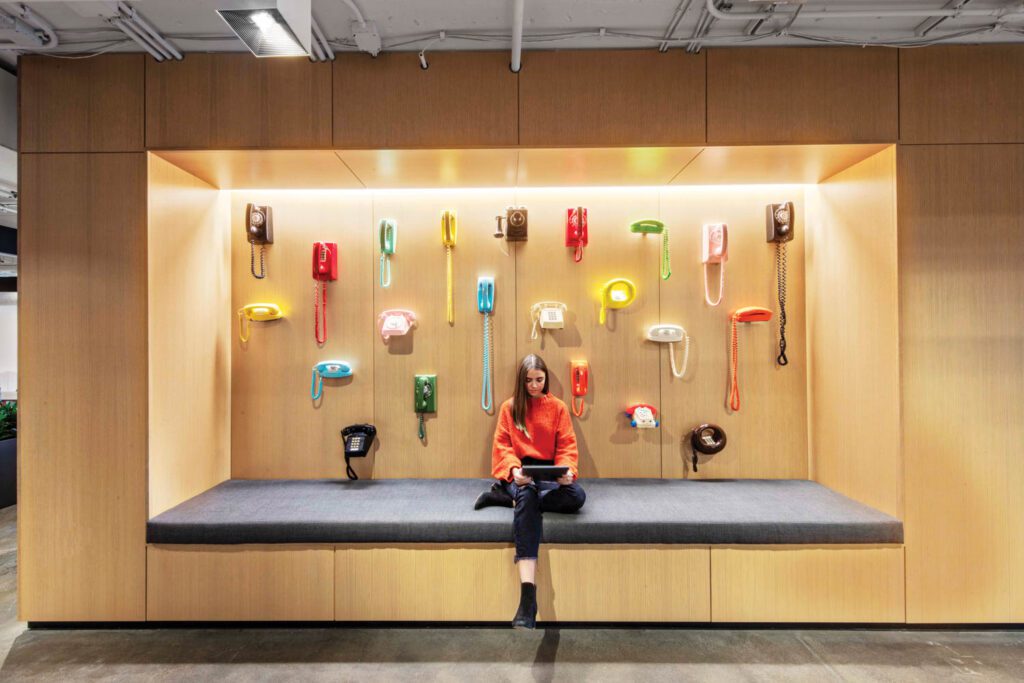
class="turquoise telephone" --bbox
[379,218,396,288]
[478,277,495,412]
[311,361,353,400]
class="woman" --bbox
[490,353,586,629]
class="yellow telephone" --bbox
[599,278,636,325]
[238,303,283,342]
[441,210,457,324]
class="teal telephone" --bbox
[414,374,437,441]
[478,277,495,412]
[311,361,353,400]
[379,219,396,288]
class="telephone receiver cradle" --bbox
[690,423,727,473]
[477,277,495,314]
[312,241,339,281]
[702,223,729,307]
[341,423,377,481]
[237,303,283,343]
[647,324,690,378]
[565,207,588,262]
[626,403,659,429]
[733,306,773,324]
[530,301,567,338]
[378,309,417,343]
[599,278,637,325]
[570,360,589,417]
[310,360,353,400]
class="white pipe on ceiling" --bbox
[118,3,181,60]
[341,0,367,28]
[511,0,524,72]
[110,16,164,61]
[706,0,1024,21]
[1,3,57,49]
[312,17,335,60]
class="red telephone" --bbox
[312,242,338,345]
[729,306,773,411]
[570,360,589,417]
[565,207,588,263]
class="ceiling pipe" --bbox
[340,0,367,28]
[308,30,326,61]
[110,16,164,61]
[510,0,524,72]
[117,3,181,60]
[705,0,1024,21]
[659,0,693,52]
[312,17,335,60]
[0,3,57,49]
[916,0,973,36]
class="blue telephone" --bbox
[478,277,495,413]
[311,360,353,400]
[477,277,495,314]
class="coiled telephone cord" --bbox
[314,281,328,345]
[250,242,266,279]
[445,245,454,324]
[418,413,426,441]
[481,313,493,412]
[704,263,725,307]
[669,335,690,379]
[660,229,671,281]
[571,395,585,417]
[776,241,789,366]
[729,316,741,412]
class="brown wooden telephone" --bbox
[245,203,273,279]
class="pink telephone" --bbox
[378,309,416,343]
[702,223,728,307]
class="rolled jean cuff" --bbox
[514,555,538,564]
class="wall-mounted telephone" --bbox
[646,324,690,379]
[626,403,659,429]
[530,301,567,340]
[630,219,671,280]
[702,223,728,307]
[565,207,588,262]
[478,277,495,412]
[690,423,726,473]
[506,206,528,241]
[310,360,353,400]
[766,202,794,367]
[599,278,637,325]
[729,306,773,412]
[570,360,589,417]
[441,210,457,324]
[341,423,376,480]
[312,242,338,345]
[237,303,283,343]
[414,374,437,441]
[379,219,396,288]
[378,309,416,343]
[245,203,273,280]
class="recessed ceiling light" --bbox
[217,6,310,57]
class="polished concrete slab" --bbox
[0,504,1022,681]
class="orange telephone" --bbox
[312,242,338,345]
[570,360,589,417]
[729,306,773,412]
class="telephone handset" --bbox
[729,306,773,412]
[626,403,659,429]
[477,277,496,412]
[646,324,690,379]
[530,301,567,339]
[310,360,353,400]
[379,219,396,288]
[766,202,795,367]
[565,207,588,262]
[630,219,671,280]
[441,210,457,324]
[570,360,589,417]
[377,309,416,343]
[414,374,437,441]
[245,204,273,279]
[702,223,728,307]
[690,423,726,473]
[237,303,283,343]
[341,423,376,480]
[599,278,637,325]
[312,242,338,345]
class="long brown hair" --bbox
[512,354,549,439]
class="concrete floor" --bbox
[0,506,1022,681]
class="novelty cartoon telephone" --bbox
[646,324,690,379]
[630,219,671,280]
[766,202,794,367]
[566,207,588,262]
[310,360,353,400]
[379,219,396,288]
[341,423,376,480]
[702,223,728,306]
[237,303,283,343]
[478,277,495,412]
[626,403,659,429]
[377,309,416,343]
[312,241,338,345]
[570,360,589,417]
[599,278,637,325]
[414,374,437,441]
[245,203,273,280]
[441,210,457,324]
[729,306,773,412]
[530,301,567,340]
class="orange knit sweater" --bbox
[491,393,580,482]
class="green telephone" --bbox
[414,374,437,440]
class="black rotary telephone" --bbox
[341,424,376,480]
[689,423,726,473]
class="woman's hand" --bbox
[556,471,576,486]
[512,467,534,486]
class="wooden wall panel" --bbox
[333,52,517,148]
[659,187,808,479]
[898,145,1024,623]
[515,188,663,477]
[900,46,1024,144]
[20,54,144,153]
[518,50,705,146]
[148,545,334,621]
[18,154,147,621]
[230,192,375,479]
[371,191,517,478]
[711,546,905,623]
[807,147,901,518]
[148,155,231,517]
[147,54,333,149]
[707,48,898,145]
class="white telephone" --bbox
[530,301,567,340]
[646,324,690,379]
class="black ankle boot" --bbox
[512,582,537,630]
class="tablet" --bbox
[522,465,569,481]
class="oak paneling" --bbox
[519,50,705,146]
[707,48,898,145]
[19,154,148,621]
[807,147,901,518]
[20,54,144,152]
[333,52,517,148]
[898,145,1024,623]
[148,155,231,517]
[146,54,332,149]
[148,545,334,621]
[900,45,1024,144]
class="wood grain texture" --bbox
[147,545,334,621]
[707,48,898,145]
[658,187,808,479]
[517,147,702,187]
[20,54,144,153]
[898,145,1024,623]
[900,45,1024,144]
[806,147,901,518]
[371,191,517,478]
[230,192,375,479]
[671,144,889,185]
[514,188,663,478]
[146,54,333,149]
[519,50,705,147]
[340,149,518,188]
[711,546,905,623]
[148,155,231,517]
[151,150,362,189]
[18,154,148,621]
[333,52,517,148]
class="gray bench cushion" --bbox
[147,478,903,545]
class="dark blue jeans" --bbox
[502,480,586,562]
